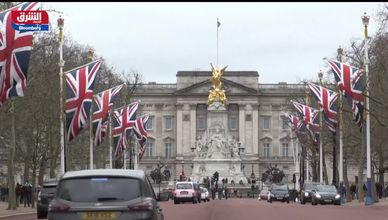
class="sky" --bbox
[43,2,384,84]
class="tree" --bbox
[261,165,285,184]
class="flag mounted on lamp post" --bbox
[326,59,365,131]
[65,60,102,141]
[0,2,39,107]
[217,18,221,28]
[112,102,138,157]
[92,84,124,147]
[133,114,150,161]
[308,83,338,134]
[291,100,320,143]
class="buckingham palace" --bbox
[130,69,308,183]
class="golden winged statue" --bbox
[208,63,228,106]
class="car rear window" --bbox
[57,177,141,202]
[176,183,193,189]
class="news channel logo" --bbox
[11,10,49,32]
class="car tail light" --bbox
[48,201,70,212]
[128,199,154,211]
[192,192,195,196]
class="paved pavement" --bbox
[0,202,36,219]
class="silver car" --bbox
[48,169,166,220]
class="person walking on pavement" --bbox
[15,183,22,207]
[224,185,228,200]
[23,181,32,207]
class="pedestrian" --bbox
[224,185,228,200]
[23,181,32,207]
[211,185,216,200]
[15,183,22,207]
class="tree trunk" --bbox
[323,148,329,185]
[38,154,47,186]
[343,157,352,202]
[7,99,16,210]
[31,167,37,208]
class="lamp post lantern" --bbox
[361,12,373,206]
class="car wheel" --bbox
[287,199,290,204]
[174,199,179,204]
[37,210,47,219]
[193,198,197,204]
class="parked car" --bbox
[200,187,210,202]
[311,184,341,205]
[268,184,290,203]
[258,188,269,201]
[47,169,167,220]
[37,179,58,219]
[300,182,319,204]
[173,181,200,204]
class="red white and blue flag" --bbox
[308,83,338,134]
[291,100,320,142]
[326,59,365,131]
[285,113,303,131]
[65,60,101,141]
[0,2,39,106]
[113,102,138,156]
[134,114,149,161]
[92,84,124,147]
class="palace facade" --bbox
[131,70,306,183]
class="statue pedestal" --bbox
[191,158,248,184]
[189,102,248,184]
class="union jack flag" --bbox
[308,83,338,134]
[134,114,149,161]
[65,60,102,141]
[92,84,124,147]
[113,102,138,157]
[291,100,320,142]
[326,59,365,131]
[285,113,303,131]
[0,2,39,106]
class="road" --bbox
[3,199,388,220]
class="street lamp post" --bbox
[318,70,324,184]
[362,12,373,206]
[57,16,66,174]
[337,46,345,205]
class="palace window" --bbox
[282,143,289,158]
[146,143,153,158]
[262,117,271,130]
[264,143,270,158]
[165,116,173,130]
[197,117,206,130]
[165,143,172,158]
[146,116,153,130]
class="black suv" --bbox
[300,182,319,204]
[37,179,58,219]
[268,183,290,203]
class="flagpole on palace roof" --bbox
[337,46,345,205]
[362,12,373,206]
[57,16,66,175]
[217,18,220,67]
